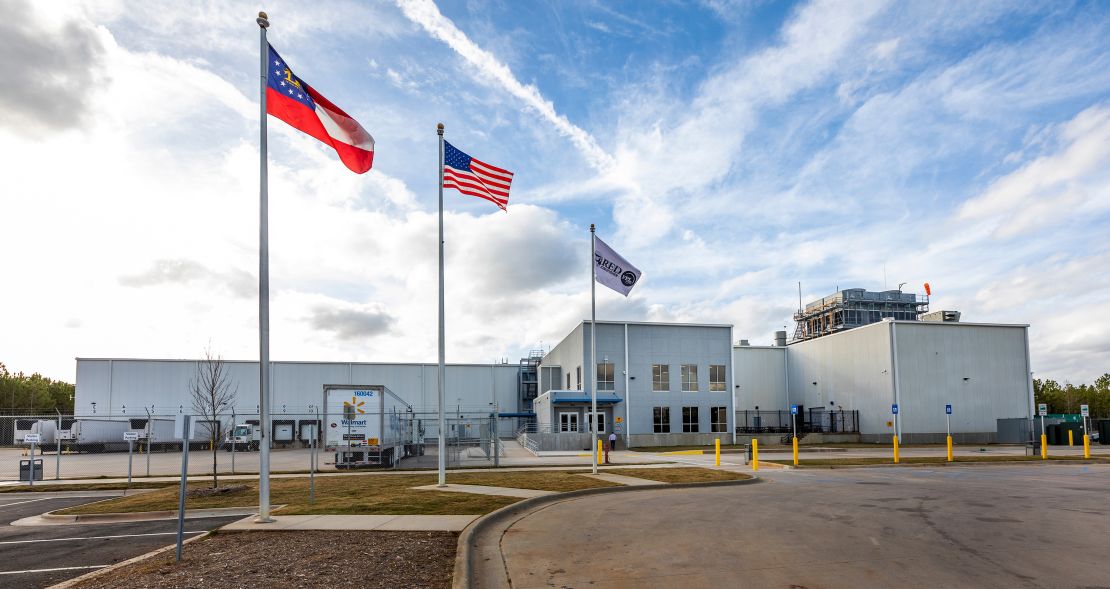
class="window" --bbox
[682,407,699,433]
[587,412,606,434]
[681,364,699,392]
[576,366,582,390]
[711,406,728,433]
[559,412,579,432]
[597,363,615,391]
[709,365,726,392]
[652,364,670,392]
[566,373,571,389]
[653,407,670,433]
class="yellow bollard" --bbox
[946,435,953,462]
[792,436,799,466]
[715,438,721,466]
[1040,434,1047,459]
[751,438,759,471]
[893,435,900,464]
[597,439,603,464]
[1083,434,1090,459]
[1068,430,1074,447]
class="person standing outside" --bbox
[608,431,617,452]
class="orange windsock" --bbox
[924,282,932,296]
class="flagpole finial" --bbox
[257,11,269,28]
[437,123,444,136]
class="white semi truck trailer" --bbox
[323,384,417,468]
[57,419,129,452]
[14,419,57,445]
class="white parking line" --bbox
[0,565,107,575]
[0,530,204,545]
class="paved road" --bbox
[498,463,1110,588]
[0,493,239,588]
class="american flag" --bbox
[443,140,513,211]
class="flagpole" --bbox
[437,123,447,488]
[590,224,598,475]
[255,11,273,523]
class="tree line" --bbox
[1034,374,1110,418]
[0,362,75,414]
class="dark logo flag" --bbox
[594,236,641,296]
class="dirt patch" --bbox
[76,530,456,589]
[605,467,751,484]
[186,484,249,499]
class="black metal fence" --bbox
[735,409,859,434]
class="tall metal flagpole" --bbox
[256,11,273,523]
[437,123,447,487]
[590,224,598,474]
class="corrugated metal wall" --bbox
[732,346,787,411]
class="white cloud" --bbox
[958,104,1110,238]
[395,0,614,172]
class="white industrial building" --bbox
[733,319,1034,443]
[72,294,1036,447]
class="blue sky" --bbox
[1,0,1108,384]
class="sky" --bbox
[1,0,1108,384]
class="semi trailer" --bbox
[57,419,129,452]
[323,384,416,468]
[14,419,57,445]
[127,418,176,449]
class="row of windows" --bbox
[567,363,727,392]
[653,364,726,392]
[652,406,729,433]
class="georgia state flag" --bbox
[266,44,374,174]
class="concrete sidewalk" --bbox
[0,460,688,488]
[578,473,661,486]
[222,513,479,532]
[412,483,554,498]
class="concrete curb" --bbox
[46,531,211,589]
[451,476,762,589]
[17,505,275,526]
[773,458,1110,470]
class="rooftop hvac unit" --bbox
[920,310,961,322]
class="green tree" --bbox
[1034,374,1110,418]
[0,362,75,414]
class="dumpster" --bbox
[19,459,43,481]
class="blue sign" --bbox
[945,404,952,415]
[892,404,899,415]
[790,404,798,415]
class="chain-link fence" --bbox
[1,411,507,482]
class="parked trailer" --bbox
[58,419,130,452]
[14,419,57,445]
[127,418,176,450]
[323,384,415,468]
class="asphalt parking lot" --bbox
[496,463,1110,588]
[0,492,240,588]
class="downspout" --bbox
[1023,326,1035,444]
[729,325,737,445]
[624,322,630,448]
[889,321,902,442]
[107,359,114,417]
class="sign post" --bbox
[891,404,900,463]
[790,404,799,466]
[1037,403,1048,459]
[25,434,39,486]
[1080,404,1090,459]
[945,404,953,462]
[124,431,139,485]
[176,415,191,562]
